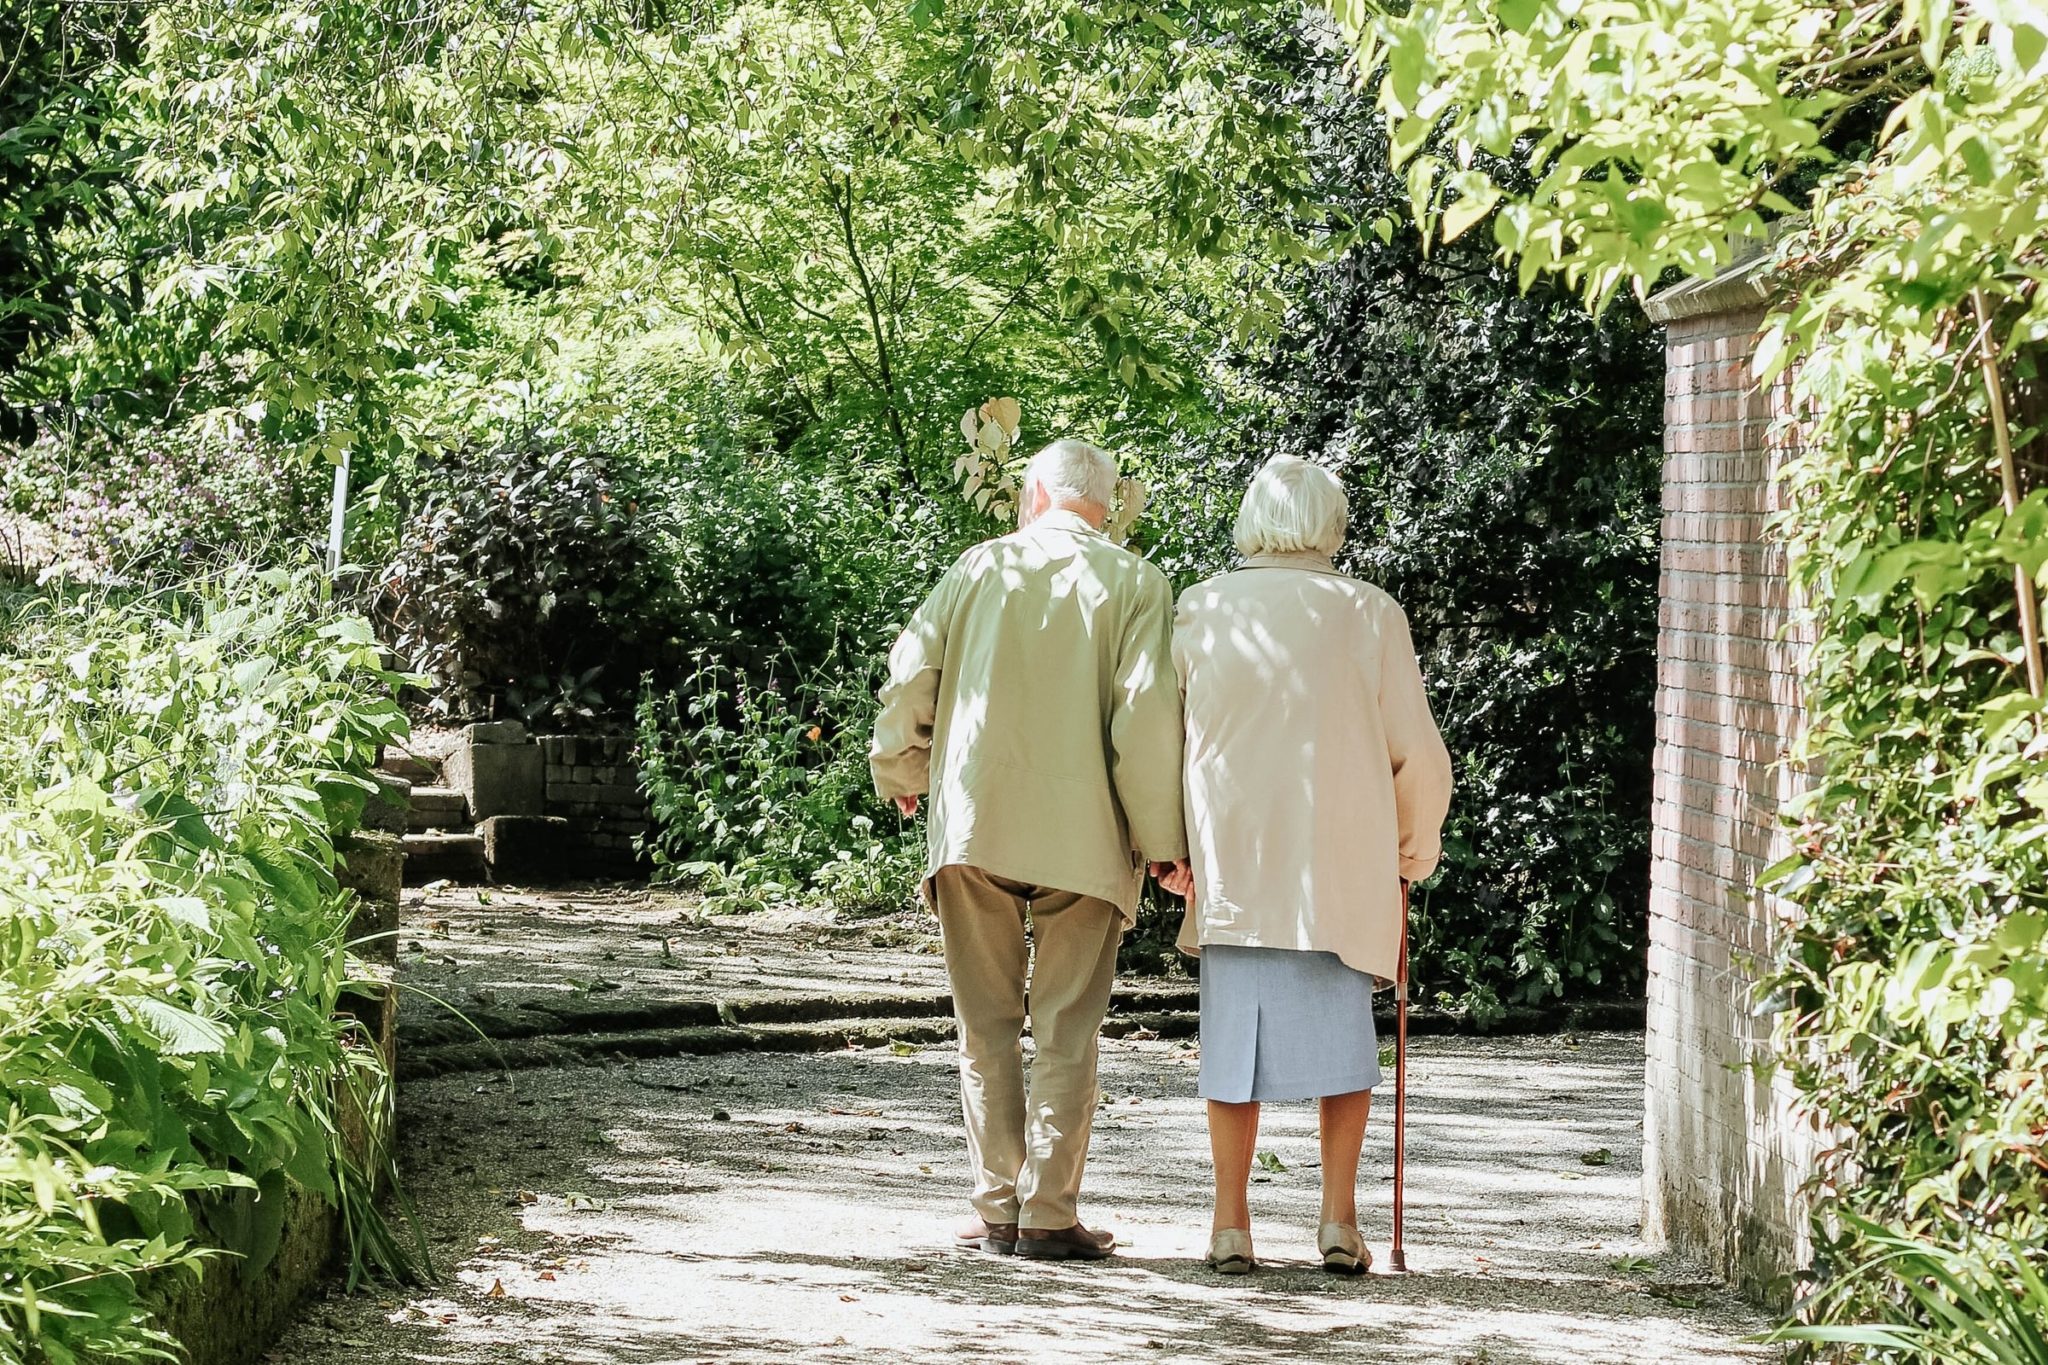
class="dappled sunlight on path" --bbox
[271,1032,1775,1364]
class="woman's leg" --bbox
[1207,1100,1261,1233]
[1317,1089,1373,1227]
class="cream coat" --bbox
[870,510,1188,919]
[1172,552,1453,983]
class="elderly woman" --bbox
[1168,455,1453,1276]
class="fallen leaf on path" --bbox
[839,1294,859,1303]
[1255,1150,1286,1173]
[1580,1148,1613,1166]
[516,1190,539,1204]
[485,1279,507,1299]
[537,1271,557,1282]
[782,1121,808,1133]
[888,1040,917,1055]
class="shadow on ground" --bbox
[270,1032,1777,1364]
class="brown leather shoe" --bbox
[1015,1222,1116,1261]
[955,1216,1017,1254]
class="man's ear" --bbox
[1021,480,1050,526]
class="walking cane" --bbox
[1388,878,1411,1274]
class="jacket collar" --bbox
[1242,550,1341,574]
[1027,508,1109,539]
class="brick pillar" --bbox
[1641,281,1815,1299]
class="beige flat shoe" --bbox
[1319,1222,1370,1276]
[1206,1228,1256,1275]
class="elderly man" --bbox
[871,438,1187,1262]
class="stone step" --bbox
[379,752,440,784]
[398,1015,961,1080]
[407,785,468,831]
[402,831,487,885]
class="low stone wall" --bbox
[126,834,401,1365]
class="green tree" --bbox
[0,0,141,440]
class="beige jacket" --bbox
[870,510,1188,920]
[1172,552,1453,983]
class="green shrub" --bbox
[0,568,412,1365]
[371,442,686,725]
[636,654,919,918]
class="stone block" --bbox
[361,772,412,834]
[338,962,399,1071]
[465,719,528,746]
[336,832,405,904]
[446,739,544,821]
[347,895,400,964]
[479,814,575,881]
[402,831,488,885]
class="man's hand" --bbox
[1150,858,1194,898]
[895,794,920,817]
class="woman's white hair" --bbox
[1024,438,1120,510]
[1233,455,1349,557]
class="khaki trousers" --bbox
[930,864,1122,1230]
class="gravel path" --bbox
[271,1027,1777,1364]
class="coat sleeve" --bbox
[869,566,957,800]
[1378,602,1453,883]
[1109,567,1189,861]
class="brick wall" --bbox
[1641,290,1815,1299]
[538,734,651,866]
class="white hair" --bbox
[1023,438,1119,511]
[1233,456,1349,557]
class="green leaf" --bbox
[126,998,231,1056]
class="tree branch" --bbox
[1972,286,2045,699]
[825,170,916,484]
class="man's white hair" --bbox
[1233,455,1349,557]
[1024,438,1119,510]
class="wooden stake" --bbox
[1389,878,1411,1274]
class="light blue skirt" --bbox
[1198,944,1382,1103]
